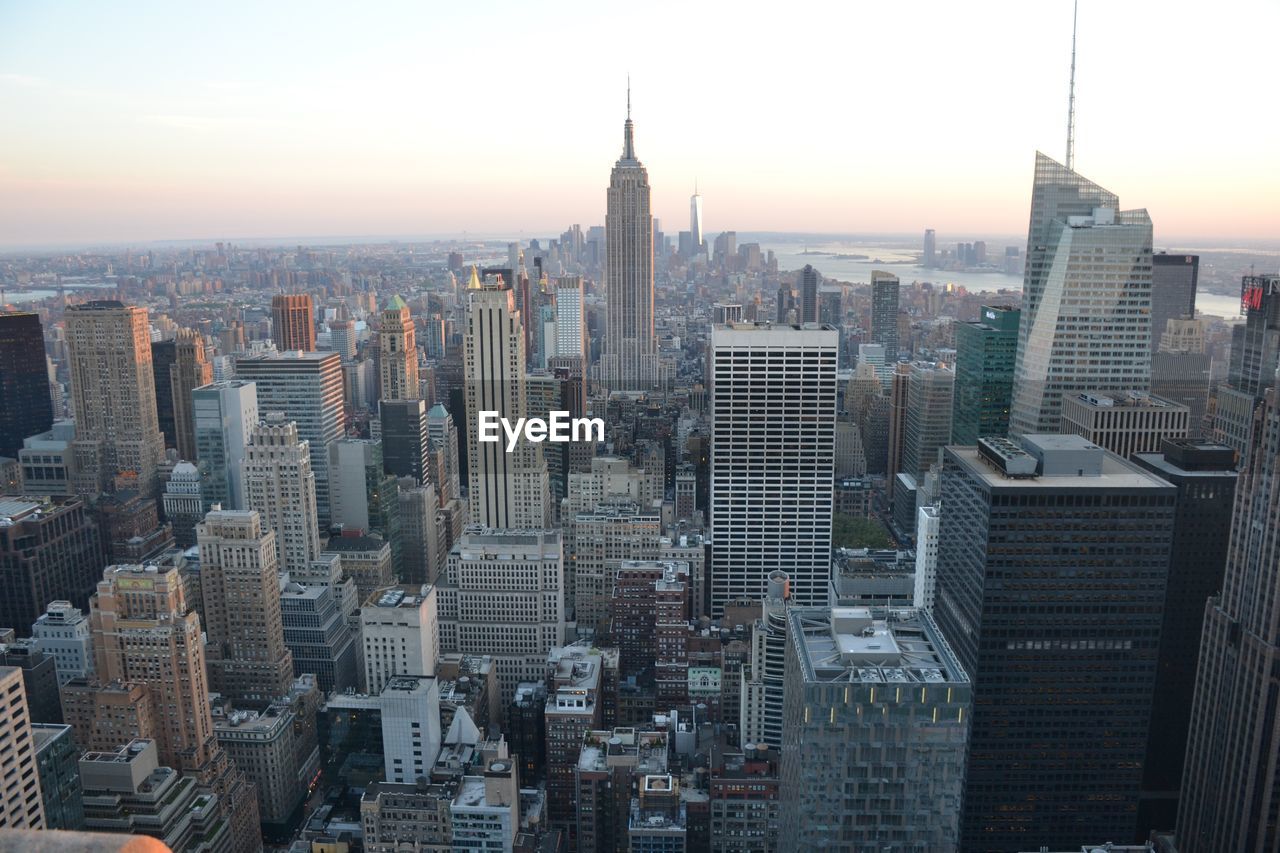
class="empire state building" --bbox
[600,91,660,390]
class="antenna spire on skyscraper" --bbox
[1065,0,1078,171]
[622,75,636,160]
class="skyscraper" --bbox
[923,228,937,267]
[0,311,53,460]
[552,275,587,363]
[870,270,900,361]
[1178,393,1280,852]
[1130,439,1237,834]
[150,339,178,450]
[709,323,837,614]
[379,398,430,485]
[65,301,166,496]
[378,295,419,401]
[170,328,212,461]
[236,351,344,527]
[779,607,969,852]
[198,509,295,707]
[86,563,261,850]
[1214,274,1280,457]
[933,434,1175,849]
[797,264,820,324]
[600,92,659,391]
[242,413,321,576]
[193,379,259,511]
[462,269,550,529]
[689,186,704,257]
[901,360,955,485]
[0,666,45,830]
[426,402,461,504]
[1150,252,1198,352]
[951,305,1020,444]
[271,293,315,352]
[1009,153,1154,436]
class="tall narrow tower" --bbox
[463,268,550,529]
[242,413,321,576]
[378,295,419,401]
[690,183,704,256]
[0,311,54,459]
[600,86,658,391]
[171,328,212,461]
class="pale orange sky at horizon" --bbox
[2,0,1277,248]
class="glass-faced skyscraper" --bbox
[1009,153,1154,436]
[933,434,1175,850]
[0,311,53,459]
[952,305,1020,444]
[1150,253,1198,351]
[600,95,659,390]
[870,270,900,361]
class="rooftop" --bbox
[789,606,969,687]
[963,434,1173,490]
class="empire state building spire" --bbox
[622,77,636,161]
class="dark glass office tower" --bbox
[952,305,1020,444]
[934,434,1176,851]
[1150,253,1198,349]
[797,264,820,324]
[379,398,430,484]
[870,270,900,360]
[1130,439,1237,835]
[151,339,178,450]
[1179,391,1280,852]
[0,312,53,459]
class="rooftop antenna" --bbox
[627,72,631,120]
[1065,0,1078,171]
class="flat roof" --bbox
[948,444,1175,491]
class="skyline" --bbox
[2,1,1278,247]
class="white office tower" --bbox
[552,275,587,362]
[914,505,940,611]
[462,268,550,529]
[242,413,321,576]
[600,94,660,391]
[31,601,94,685]
[438,526,566,705]
[710,323,838,615]
[360,584,439,695]
[1009,153,1154,435]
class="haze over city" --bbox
[3,0,1278,247]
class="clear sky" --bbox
[1,0,1276,247]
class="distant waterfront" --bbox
[762,240,1243,319]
